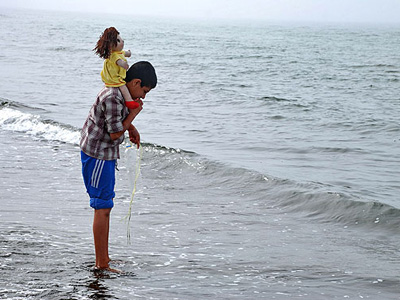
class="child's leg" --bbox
[119,84,133,102]
[119,84,139,109]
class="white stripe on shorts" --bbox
[91,159,105,188]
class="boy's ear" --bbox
[132,79,141,86]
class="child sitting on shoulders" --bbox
[94,27,138,109]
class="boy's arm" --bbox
[110,103,142,140]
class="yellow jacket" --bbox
[101,51,127,87]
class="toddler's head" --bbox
[93,27,123,59]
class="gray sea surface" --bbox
[1,8,400,299]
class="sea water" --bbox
[0,8,400,299]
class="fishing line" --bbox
[123,143,143,244]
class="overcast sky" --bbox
[2,0,400,24]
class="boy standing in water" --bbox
[80,61,157,272]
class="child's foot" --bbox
[125,100,139,109]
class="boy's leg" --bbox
[81,152,119,272]
[93,208,112,269]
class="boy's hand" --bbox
[128,125,140,148]
[122,99,143,132]
[125,50,131,57]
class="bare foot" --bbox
[94,266,122,274]
[109,259,125,265]
[105,267,122,274]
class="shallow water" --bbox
[2,128,400,299]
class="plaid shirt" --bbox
[80,87,128,160]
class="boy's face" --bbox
[127,79,152,100]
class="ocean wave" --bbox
[135,143,400,232]
[248,176,400,232]
[275,186,400,231]
[2,101,399,233]
[0,102,80,145]
[259,96,292,102]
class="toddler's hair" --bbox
[93,27,120,59]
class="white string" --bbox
[123,143,143,244]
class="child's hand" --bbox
[116,59,129,70]
[121,61,129,70]
[125,50,131,57]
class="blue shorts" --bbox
[81,151,116,210]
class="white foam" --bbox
[0,107,80,145]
